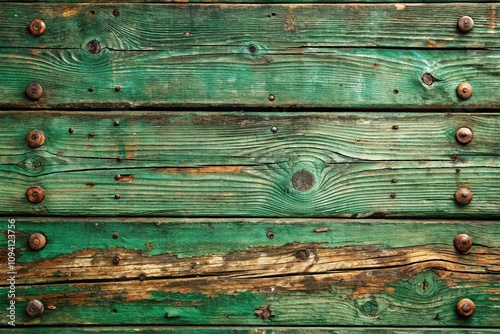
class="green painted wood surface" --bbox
[0,0,492,3]
[0,111,498,217]
[1,48,499,109]
[2,219,498,326]
[2,218,498,283]
[2,328,500,334]
[1,4,498,49]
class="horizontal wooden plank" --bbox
[1,161,498,217]
[0,49,498,109]
[0,0,492,3]
[1,268,498,326]
[1,4,498,49]
[1,218,498,284]
[3,327,500,333]
[1,111,498,167]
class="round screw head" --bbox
[271,126,278,133]
[292,170,314,192]
[25,300,44,318]
[456,127,473,144]
[28,233,47,251]
[456,298,475,317]
[29,19,47,36]
[26,186,46,204]
[455,188,473,205]
[26,83,44,100]
[457,16,474,33]
[457,82,473,100]
[454,233,472,253]
[26,130,46,148]
[268,94,275,101]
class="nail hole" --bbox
[112,308,118,313]
[68,128,74,133]
[248,45,257,53]
[88,88,94,93]
[87,132,94,138]
[266,231,274,239]
[112,9,119,16]
[393,89,399,94]
[456,168,461,173]
[390,193,397,199]
[89,10,96,15]
[86,40,101,54]
[271,13,276,16]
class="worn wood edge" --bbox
[1,3,498,49]
[2,218,498,284]
[1,111,498,167]
[1,48,499,109]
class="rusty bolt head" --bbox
[26,186,46,204]
[456,298,475,317]
[26,130,46,148]
[25,300,44,318]
[457,16,474,33]
[292,170,314,192]
[456,127,473,144]
[28,233,47,251]
[455,187,473,205]
[454,233,472,253]
[26,83,44,100]
[457,82,473,100]
[29,19,46,36]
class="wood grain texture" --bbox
[1,218,498,284]
[0,0,492,3]
[1,268,498,326]
[3,328,500,334]
[0,112,498,217]
[1,4,498,49]
[1,48,499,109]
[0,111,498,166]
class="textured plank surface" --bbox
[1,269,498,326]
[3,328,500,334]
[1,48,499,109]
[0,0,492,3]
[1,112,498,217]
[2,219,498,326]
[1,4,498,49]
[1,218,498,284]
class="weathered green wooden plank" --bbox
[1,218,497,284]
[0,0,492,3]
[0,112,498,170]
[3,327,500,333]
[0,161,498,217]
[1,48,498,109]
[1,268,498,326]
[1,4,498,49]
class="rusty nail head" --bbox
[26,186,46,204]
[115,86,121,92]
[26,83,43,100]
[458,16,474,33]
[139,274,146,281]
[454,233,472,253]
[87,132,94,138]
[113,9,120,16]
[392,125,399,130]
[68,127,74,134]
[26,130,46,148]
[26,300,44,318]
[112,233,119,239]
[29,233,47,251]
[390,193,397,199]
[29,19,46,36]
[271,126,278,133]
[117,156,123,162]
[292,170,314,192]
[115,174,121,180]
[113,256,120,265]
[457,82,473,100]
[266,231,274,239]
[391,178,398,183]
[456,299,475,317]
[115,194,121,199]
[456,127,473,144]
[114,120,120,126]
[248,45,257,53]
[268,94,275,101]
[455,187,472,205]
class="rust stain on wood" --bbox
[61,7,80,17]
[490,7,497,29]
[117,174,135,182]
